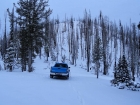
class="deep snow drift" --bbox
[0,56,140,105]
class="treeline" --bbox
[0,0,140,79]
[54,10,140,79]
[0,0,52,72]
[58,10,140,79]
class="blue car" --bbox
[50,63,70,79]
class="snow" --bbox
[0,0,140,105]
[1,13,140,105]
[0,56,140,105]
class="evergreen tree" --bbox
[92,37,103,63]
[5,41,15,72]
[5,6,16,72]
[19,26,28,72]
[92,37,103,78]
[15,0,52,72]
[114,55,131,84]
[92,18,103,78]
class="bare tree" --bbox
[100,15,109,75]
[83,10,93,72]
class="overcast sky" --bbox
[49,0,140,24]
[0,0,140,34]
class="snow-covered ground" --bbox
[0,1,140,104]
[0,56,140,105]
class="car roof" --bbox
[55,63,67,65]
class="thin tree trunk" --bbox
[28,49,32,72]
[96,60,100,79]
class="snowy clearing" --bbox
[0,57,140,105]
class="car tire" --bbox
[66,74,69,79]
[50,75,53,78]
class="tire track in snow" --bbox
[68,82,85,105]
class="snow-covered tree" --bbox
[100,13,109,75]
[15,0,52,72]
[92,37,103,78]
[83,10,93,72]
[4,5,16,72]
[92,18,103,78]
[5,41,15,72]
[114,55,131,84]
[1,12,8,61]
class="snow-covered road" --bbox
[0,58,140,105]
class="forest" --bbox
[0,0,140,81]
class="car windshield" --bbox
[54,64,68,68]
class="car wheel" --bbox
[66,74,69,79]
[50,75,53,78]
